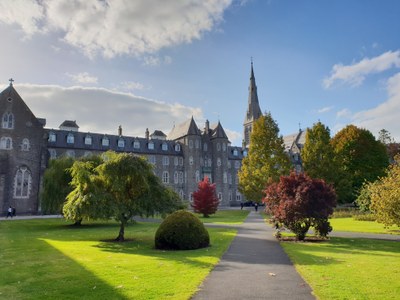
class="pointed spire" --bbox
[211,121,228,140]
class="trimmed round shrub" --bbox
[155,210,210,250]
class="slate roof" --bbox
[59,120,79,128]
[151,130,166,137]
[228,146,247,160]
[46,129,183,156]
[168,117,201,140]
[283,130,306,152]
[211,121,229,140]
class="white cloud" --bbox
[323,50,400,88]
[143,55,173,66]
[14,83,203,137]
[317,106,333,113]
[225,129,242,145]
[0,0,232,58]
[336,108,351,119]
[66,72,98,84]
[351,72,400,141]
[119,81,145,91]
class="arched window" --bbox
[0,137,12,150]
[195,139,199,149]
[48,132,57,142]
[67,133,75,144]
[179,171,184,184]
[243,150,248,157]
[162,171,169,184]
[102,136,109,147]
[66,150,75,158]
[223,172,227,184]
[48,149,57,159]
[189,139,193,149]
[195,170,200,182]
[14,166,31,198]
[217,143,221,151]
[217,158,221,167]
[133,140,140,149]
[2,112,14,129]
[179,157,184,166]
[189,156,194,165]
[84,135,92,145]
[222,143,226,152]
[148,142,154,150]
[233,149,238,156]
[21,138,30,151]
[174,157,178,166]
[228,173,232,184]
[174,144,181,152]
[163,156,169,166]
[174,171,179,184]
[148,155,156,164]
[118,138,125,148]
[162,143,168,151]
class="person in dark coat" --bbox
[240,202,244,210]
[254,202,258,212]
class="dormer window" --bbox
[2,112,14,129]
[233,149,238,156]
[162,143,168,151]
[48,132,56,142]
[175,144,181,152]
[243,150,248,157]
[67,133,75,144]
[84,135,92,145]
[118,138,125,148]
[102,136,109,147]
[133,140,140,149]
[148,142,154,150]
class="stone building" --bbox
[0,63,305,215]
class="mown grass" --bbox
[195,209,249,224]
[0,218,236,300]
[281,237,400,300]
[331,218,400,234]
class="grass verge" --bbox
[0,218,236,300]
[330,218,400,234]
[281,237,400,299]
[194,209,249,224]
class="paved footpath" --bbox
[192,211,315,300]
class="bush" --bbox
[155,210,210,250]
[353,213,377,222]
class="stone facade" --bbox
[0,64,306,215]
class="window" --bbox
[236,192,242,201]
[218,193,222,201]
[162,171,169,184]
[189,140,193,149]
[179,190,184,199]
[174,171,179,184]
[163,156,169,166]
[203,143,208,151]
[84,135,92,145]
[118,138,125,148]
[190,193,193,201]
[179,171,184,184]
[48,149,57,159]
[84,151,92,157]
[195,139,199,149]
[243,150,248,157]
[2,112,13,129]
[195,170,200,182]
[229,192,232,201]
[133,140,140,149]
[0,137,12,150]
[162,143,168,151]
[200,157,203,166]
[217,143,221,151]
[14,167,31,198]
[223,172,227,184]
[227,161,231,169]
[174,157,178,166]
[21,138,30,151]
[174,144,181,151]
[233,149,238,156]
[208,158,212,167]
[235,161,241,169]
[222,143,226,152]
[48,132,57,142]
[102,136,109,147]
[217,158,221,167]
[235,175,239,184]
[228,174,232,184]
[148,142,154,150]
[179,157,183,166]
[66,150,75,158]
[148,155,156,164]
[67,133,74,144]
[189,156,194,165]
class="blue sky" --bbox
[1,0,400,145]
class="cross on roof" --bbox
[9,78,14,86]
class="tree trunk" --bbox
[116,221,125,242]
[73,219,82,226]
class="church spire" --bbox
[243,60,262,147]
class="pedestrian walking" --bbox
[6,206,13,218]
[240,202,244,210]
[254,202,258,212]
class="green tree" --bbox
[40,156,74,214]
[63,151,183,241]
[331,125,389,203]
[238,113,291,202]
[301,121,337,184]
[369,155,400,227]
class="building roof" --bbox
[59,120,79,129]
[151,130,166,137]
[244,62,262,124]
[283,130,306,152]
[211,121,229,140]
[168,116,200,140]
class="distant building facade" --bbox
[0,64,306,215]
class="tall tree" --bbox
[369,155,400,227]
[238,113,291,202]
[40,156,74,214]
[192,176,219,217]
[301,121,337,184]
[63,151,183,241]
[331,125,389,203]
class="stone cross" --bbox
[9,78,14,86]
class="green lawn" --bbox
[282,237,400,300]
[0,218,236,300]
[331,218,400,234]
[195,209,249,224]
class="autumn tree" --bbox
[239,113,291,202]
[378,129,400,162]
[263,172,336,240]
[63,151,183,241]
[192,176,219,217]
[331,125,388,203]
[301,121,337,184]
[40,156,74,214]
[369,155,400,227]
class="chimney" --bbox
[145,128,149,140]
[118,125,122,136]
[205,119,210,133]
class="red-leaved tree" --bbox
[192,176,219,217]
[263,172,336,240]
